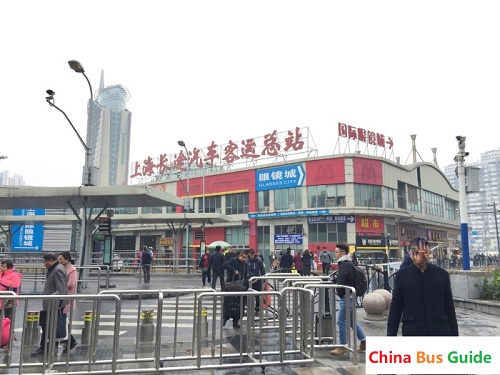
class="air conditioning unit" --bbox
[326,198,337,207]
[263,206,270,212]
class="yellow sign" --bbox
[160,237,174,246]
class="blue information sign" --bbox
[256,164,305,191]
[11,208,45,252]
[274,234,303,245]
[307,215,355,224]
[248,209,330,219]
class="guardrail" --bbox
[0,279,360,373]
[15,266,111,294]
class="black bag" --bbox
[223,278,247,320]
[39,310,67,339]
[349,263,368,296]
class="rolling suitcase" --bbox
[315,288,334,344]
[223,279,246,320]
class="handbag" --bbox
[39,309,67,339]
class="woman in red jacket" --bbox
[0,259,22,319]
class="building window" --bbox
[445,199,458,220]
[257,191,270,211]
[257,226,270,246]
[407,184,422,213]
[424,190,444,217]
[308,223,347,243]
[384,187,394,209]
[199,196,221,213]
[225,193,249,215]
[354,184,382,207]
[308,184,346,208]
[274,187,302,210]
[141,206,163,214]
[226,226,249,249]
[397,181,407,209]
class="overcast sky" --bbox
[1,1,499,186]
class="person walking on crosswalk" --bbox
[199,248,211,287]
[210,246,225,291]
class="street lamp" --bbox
[177,140,190,269]
[68,60,97,288]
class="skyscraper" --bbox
[88,71,131,186]
[444,149,500,254]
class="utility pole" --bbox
[454,136,470,270]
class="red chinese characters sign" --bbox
[355,215,384,234]
[338,123,393,149]
[131,127,306,179]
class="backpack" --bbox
[348,262,368,296]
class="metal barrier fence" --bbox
[0,278,359,373]
[12,265,111,294]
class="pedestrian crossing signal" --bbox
[98,217,112,234]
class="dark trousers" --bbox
[322,262,331,275]
[142,264,151,283]
[39,312,67,350]
[250,279,263,311]
[202,268,211,286]
[211,269,225,291]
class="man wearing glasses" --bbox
[387,237,458,336]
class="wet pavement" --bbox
[12,272,500,374]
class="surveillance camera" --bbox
[46,89,55,96]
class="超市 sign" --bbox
[256,164,305,191]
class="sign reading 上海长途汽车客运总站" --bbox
[11,208,45,252]
[256,164,305,191]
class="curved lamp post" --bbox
[45,60,95,289]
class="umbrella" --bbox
[207,240,232,250]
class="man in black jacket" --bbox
[222,250,249,328]
[387,237,459,337]
[210,245,225,291]
[330,243,366,355]
[279,247,294,272]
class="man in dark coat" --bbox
[210,245,226,291]
[387,237,459,337]
[31,252,68,356]
[279,247,294,272]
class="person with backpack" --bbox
[330,243,366,356]
[140,246,153,284]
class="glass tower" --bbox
[87,71,131,186]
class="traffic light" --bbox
[98,217,112,234]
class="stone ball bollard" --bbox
[362,293,386,321]
[373,289,392,314]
